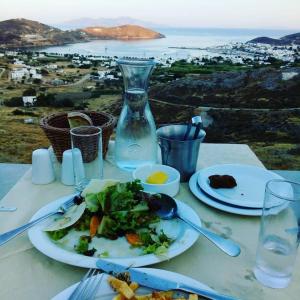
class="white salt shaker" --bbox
[32,149,55,184]
[72,148,85,186]
[61,149,75,186]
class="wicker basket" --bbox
[40,111,116,162]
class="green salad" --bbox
[45,180,173,257]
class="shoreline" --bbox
[168,46,207,50]
[1,36,298,64]
[0,36,166,52]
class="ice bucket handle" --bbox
[158,139,171,165]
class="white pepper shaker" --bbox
[32,149,55,184]
[61,150,75,186]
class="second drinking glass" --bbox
[70,126,103,191]
[254,179,300,288]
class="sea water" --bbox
[254,234,297,288]
[38,28,293,59]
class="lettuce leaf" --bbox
[47,228,69,241]
[85,193,99,212]
[139,230,173,255]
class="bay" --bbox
[38,27,295,58]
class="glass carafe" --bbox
[115,58,157,170]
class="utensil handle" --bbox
[183,123,192,140]
[0,206,17,212]
[177,214,241,257]
[178,283,239,300]
[193,123,201,140]
[0,211,56,246]
[158,140,171,165]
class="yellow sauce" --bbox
[146,171,168,184]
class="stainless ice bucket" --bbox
[157,124,206,182]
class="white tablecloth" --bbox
[0,143,298,300]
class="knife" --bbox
[96,260,239,300]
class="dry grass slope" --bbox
[0,107,63,163]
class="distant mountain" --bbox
[248,37,288,46]
[282,32,300,45]
[53,17,163,30]
[0,18,164,49]
[0,18,87,48]
[83,25,165,40]
[248,32,300,45]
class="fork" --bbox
[0,194,77,246]
[68,268,103,300]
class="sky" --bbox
[0,0,299,30]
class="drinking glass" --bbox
[254,179,300,288]
[70,126,103,191]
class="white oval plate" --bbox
[198,164,284,208]
[28,194,200,268]
[52,268,214,300]
[190,171,262,216]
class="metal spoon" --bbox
[144,192,241,257]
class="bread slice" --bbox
[67,112,93,128]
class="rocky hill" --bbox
[247,36,288,46]
[248,32,300,45]
[148,66,300,170]
[0,18,87,48]
[82,24,165,40]
[282,32,300,45]
[150,67,300,109]
[53,17,161,30]
[0,19,164,48]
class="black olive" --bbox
[74,195,83,205]
[84,248,96,256]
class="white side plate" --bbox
[190,171,262,216]
[198,164,284,208]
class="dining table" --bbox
[0,142,299,300]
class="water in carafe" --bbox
[115,59,157,170]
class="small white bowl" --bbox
[133,164,180,197]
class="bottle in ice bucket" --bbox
[115,58,157,170]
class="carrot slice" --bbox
[90,215,100,238]
[125,233,143,246]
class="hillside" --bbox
[282,32,300,45]
[248,32,300,45]
[82,24,165,40]
[149,66,300,170]
[53,17,161,30]
[150,67,300,109]
[247,36,288,46]
[0,18,87,48]
[0,19,164,48]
